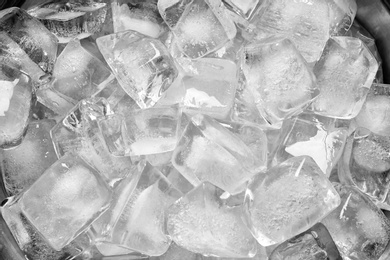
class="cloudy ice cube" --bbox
[311,36,378,119]
[322,184,390,260]
[97,30,178,108]
[242,37,318,127]
[167,182,257,257]
[243,156,340,246]
[0,7,58,73]
[0,66,32,148]
[28,1,108,43]
[19,153,112,251]
[0,119,57,196]
[354,83,390,136]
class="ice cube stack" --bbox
[0,0,389,259]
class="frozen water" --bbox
[355,83,390,136]
[172,114,258,195]
[157,0,192,29]
[19,153,112,251]
[248,0,330,64]
[28,1,108,43]
[96,30,178,108]
[322,184,390,260]
[112,0,166,38]
[329,0,357,36]
[311,36,379,119]
[161,164,194,194]
[242,37,318,127]
[182,58,237,120]
[167,182,257,257]
[35,85,76,116]
[222,0,261,20]
[243,156,340,246]
[275,113,349,177]
[149,242,199,260]
[0,119,57,196]
[0,65,32,148]
[0,7,58,73]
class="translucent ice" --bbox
[243,156,340,246]
[242,37,318,127]
[222,0,261,20]
[329,0,357,35]
[322,184,390,260]
[166,182,257,257]
[97,30,178,108]
[20,153,112,251]
[311,36,379,119]
[0,65,32,148]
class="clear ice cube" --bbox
[241,37,318,127]
[329,0,357,36]
[311,36,379,119]
[243,156,340,246]
[222,0,261,20]
[96,30,178,108]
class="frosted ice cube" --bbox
[166,182,257,257]
[242,37,318,127]
[28,1,108,43]
[112,0,166,38]
[311,36,379,119]
[248,0,330,64]
[243,156,340,246]
[275,113,349,177]
[0,7,58,73]
[354,83,390,136]
[97,30,178,108]
[19,153,112,251]
[0,119,57,196]
[322,184,390,260]
[0,65,32,148]
[172,114,257,195]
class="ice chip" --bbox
[166,182,258,257]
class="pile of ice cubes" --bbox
[0,0,389,259]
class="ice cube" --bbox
[97,30,178,108]
[0,7,58,73]
[159,0,237,59]
[19,153,111,251]
[111,0,166,38]
[322,184,390,260]
[311,36,379,119]
[275,113,349,177]
[162,165,195,194]
[149,242,199,260]
[0,119,57,196]
[354,83,390,136]
[182,58,237,120]
[172,114,258,195]
[243,156,340,246]
[248,0,330,64]
[28,1,108,43]
[95,162,181,256]
[241,37,318,127]
[0,65,32,148]
[329,0,357,36]
[166,182,257,257]
[35,85,76,116]
[222,0,261,20]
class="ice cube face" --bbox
[28,1,108,43]
[112,0,165,38]
[19,153,112,251]
[339,128,390,210]
[322,184,390,260]
[243,156,340,246]
[0,8,58,73]
[182,58,237,120]
[172,114,258,194]
[355,83,390,136]
[96,162,181,256]
[249,0,330,64]
[166,182,258,258]
[275,113,349,177]
[161,0,237,59]
[269,223,342,260]
[0,119,57,196]
[242,37,318,127]
[0,65,32,148]
[97,30,178,108]
[329,0,357,35]
[311,36,379,119]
